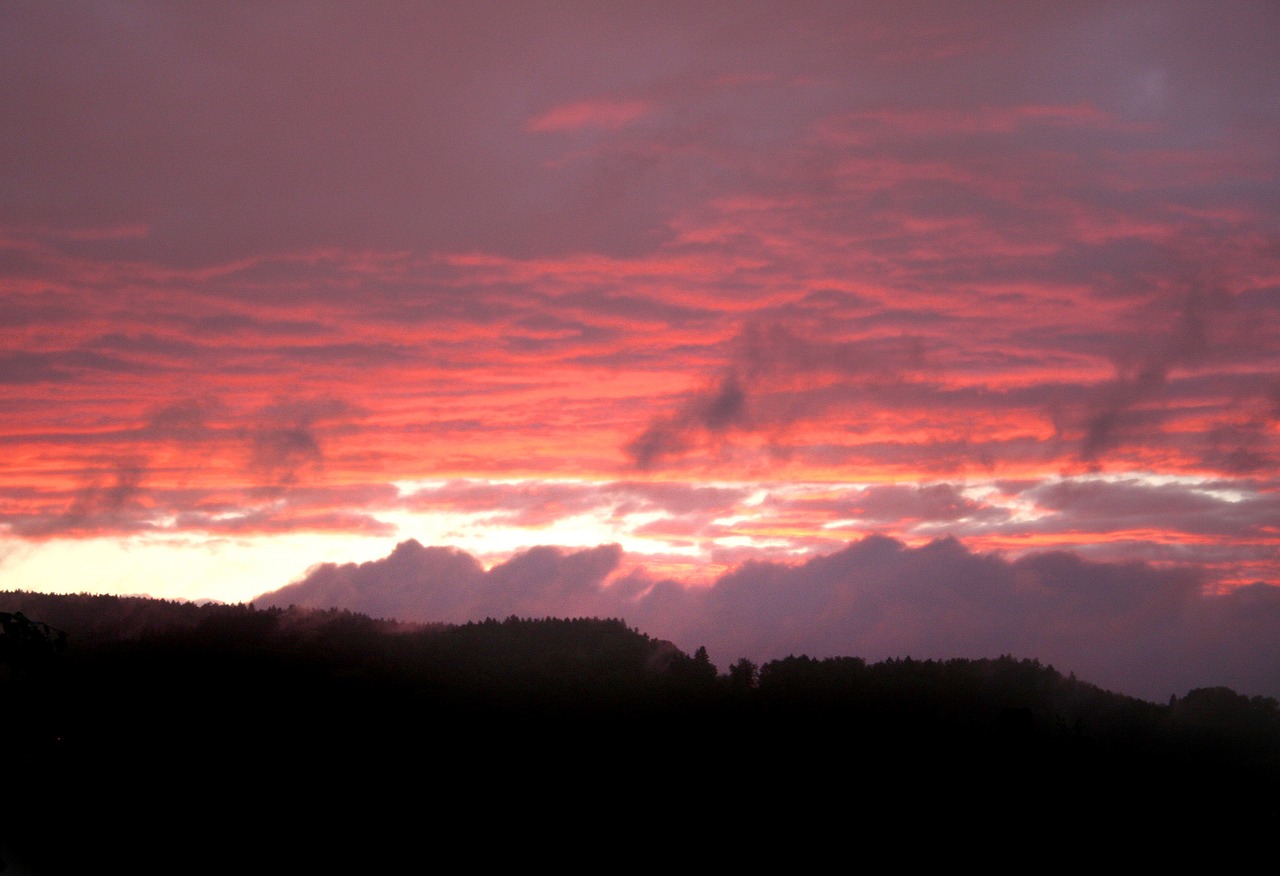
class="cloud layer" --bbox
[258,535,1280,702]
[1,5,1277,624]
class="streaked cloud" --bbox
[1,3,1276,688]
[528,98,653,133]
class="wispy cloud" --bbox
[527,98,653,133]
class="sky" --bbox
[3,2,1279,699]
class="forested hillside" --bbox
[1,591,1277,873]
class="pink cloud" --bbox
[527,98,653,133]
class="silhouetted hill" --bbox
[1,591,1277,873]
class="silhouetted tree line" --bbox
[0,610,65,670]
[1,591,1277,873]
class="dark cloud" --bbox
[0,350,148,384]
[0,394,388,538]
[625,322,932,468]
[1198,378,1280,474]
[8,456,153,538]
[259,541,622,624]
[243,397,363,486]
[1080,270,1232,463]
[1,472,402,541]
[261,540,485,621]
[143,394,364,489]
[626,371,748,469]
[247,427,321,483]
[144,396,227,443]
[481,543,622,618]
[184,313,331,339]
[1018,477,1280,539]
[255,534,1280,701]
[785,483,1007,527]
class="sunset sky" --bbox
[3,3,1278,697]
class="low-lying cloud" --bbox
[257,535,1280,702]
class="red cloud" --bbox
[527,98,653,133]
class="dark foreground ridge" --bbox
[2,591,1278,872]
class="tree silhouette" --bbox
[727,657,758,691]
[0,611,65,670]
